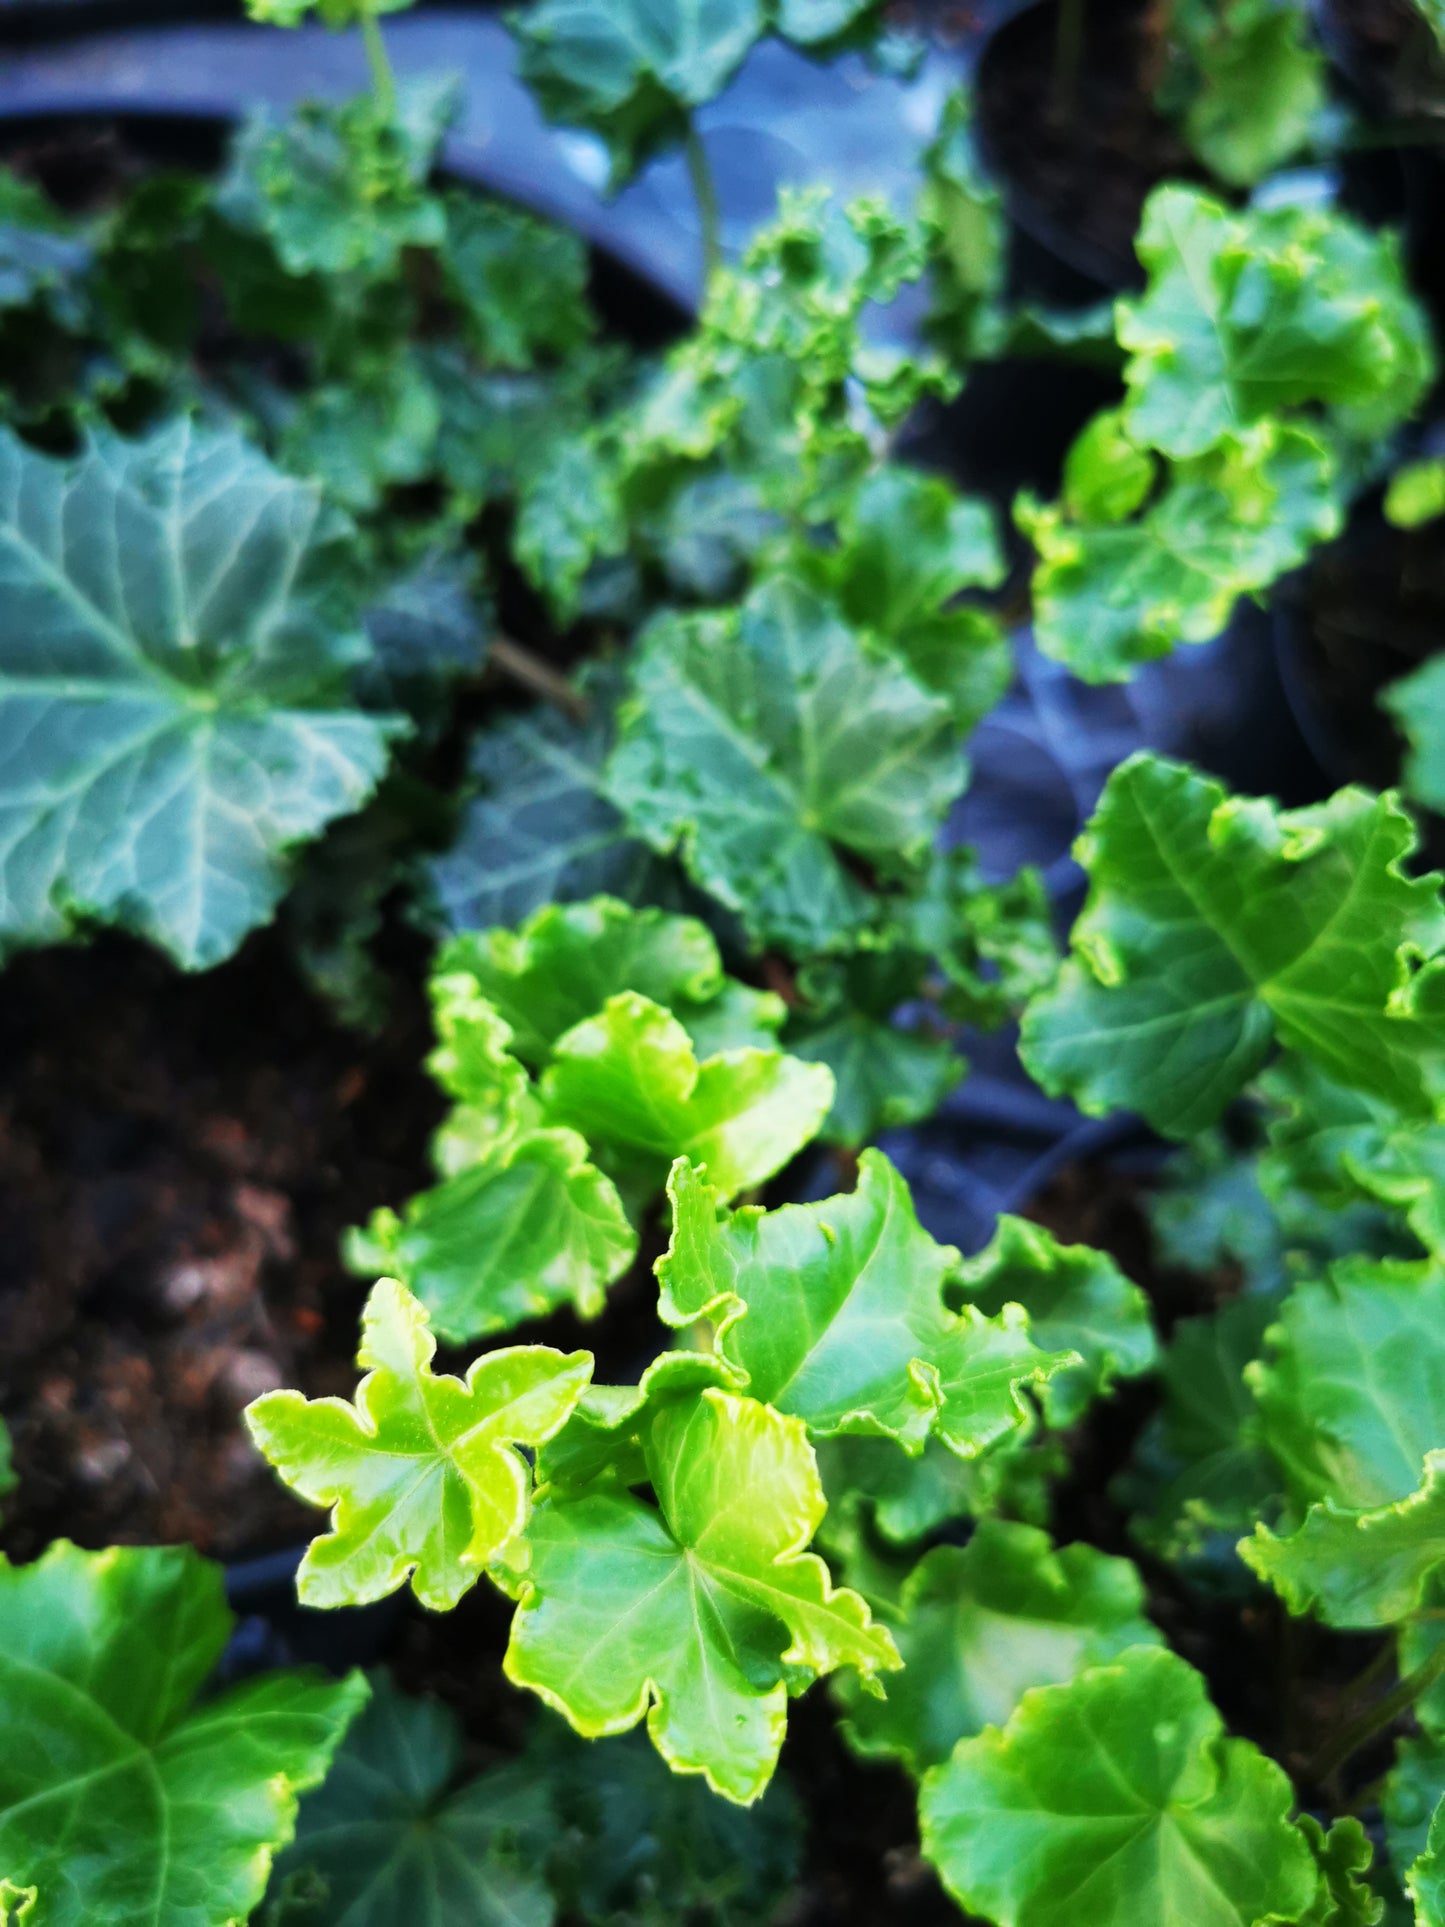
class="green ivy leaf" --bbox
[345,1128,636,1342]
[918,1645,1316,1927]
[216,82,452,279]
[1250,1258,1445,1515]
[426,676,670,936]
[793,465,1011,727]
[1020,754,1445,1137]
[1118,186,1433,460]
[954,1215,1157,1428]
[1241,1255,1445,1630]
[246,1277,592,1610]
[537,1718,804,1926]
[1163,0,1327,187]
[605,575,966,952]
[656,1153,1077,1456]
[1020,422,1339,682]
[835,1522,1160,1776]
[1384,657,1445,818]
[437,896,782,1066]
[0,420,401,969]
[268,1670,554,1927]
[1242,1449,1445,1629]
[1296,1815,1384,1927]
[0,1540,367,1927]
[439,193,594,370]
[540,991,833,1198]
[509,0,765,185]
[281,351,441,512]
[785,948,963,1150]
[501,1380,899,1803]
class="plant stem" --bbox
[359,5,398,120]
[1052,0,1086,126]
[1305,1636,1445,1785]
[488,634,589,721]
[684,122,722,287]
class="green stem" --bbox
[1305,1636,1445,1785]
[684,122,722,287]
[359,5,398,119]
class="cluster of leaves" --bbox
[1019,185,1433,682]
[9,0,1445,1922]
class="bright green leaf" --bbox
[1020,754,1445,1137]
[1386,457,1445,530]
[1384,657,1445,817]
[0,1540,367,1927]
[954,1214,1157,1428]
[540,991,833,1198]
[918,1645,1316,1927]
[502,1381,899,1803]
[1164,0,1327,187]
[345,1128,636,1342]
[657,1153,1077,1456]
[836,1522,1159,1775]
[246,1277,592,1610]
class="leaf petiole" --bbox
[1304,1635,1445,1784]
[359,4,398,120]
[684,122,722,285]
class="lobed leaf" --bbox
[918,1645,1316,1927]
[657,1153,1077,1456]
[835,1522,1160,1776]
[267,1669,554,1927]
[1020,754,1445,1137]
[0,420,401,968]
[954,1215,1157,1428]
[0,1541,366,1927]
[246,1278,592,1610]
[502,1381,899,1803]
[605,575,967,953]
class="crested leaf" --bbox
[834,1522,1160,1776]
[267,1669,555,1927]
[0,169,91,323]
[439,193,594,371]
[1020,423,1340,683]
[604,575,967,953]
[1161,0,1327,187]
[918,1645,1316,1927]
[344,1128,636,1343]
[1240,1450,1445,1629]
[1385,1735,1445,1897]
[0,1541,367,1927]
[437,896,782,1067]
[1295,1815,1384,1927]
[1250,1257,1445,1513]
[1118,186,1433,459]
[245,1278,592,1610]
[1410,1801,1445,1927]
[0,420,401,969]
[501,1381,900,1804]
[954,1215,1158,1428]
[1019,755,1445,1138]
[656,1153,1077,1456]
[215,81,452,279]
[540,992,833,1198]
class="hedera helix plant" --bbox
[8,0,1445,1920]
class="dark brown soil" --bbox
[0,928,443,1563]
[1329,0,1445,115]
[975,0,1194,285]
